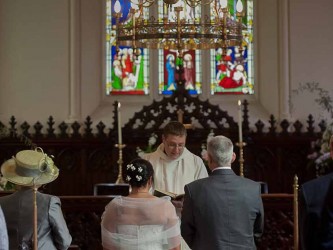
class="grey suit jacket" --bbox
[181,169,264,250]
[0,189,72,250]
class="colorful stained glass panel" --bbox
[106,0,149,95]
[210,0,254,95]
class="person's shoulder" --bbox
[157,196,175,207]
[235,176,261,189]
[39,192,61,203]
[302,172,333,189]
[142,148,160,160]
[183,148,204,162]
[186,175,210,187]
[241,176,260,184]
[143,151,157,157]
[110,195,123,204]
[38,191,54,197]
[0,192,14,201]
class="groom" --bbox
[181,135,264,249]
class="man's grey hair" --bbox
[207,135,234,166]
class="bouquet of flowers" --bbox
[136,133,158,157]
[307,122,333,177]
[0,125,17,191]
[200,130,215,165]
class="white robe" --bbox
[142,143,208,195]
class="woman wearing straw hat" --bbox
[0,148,72,250]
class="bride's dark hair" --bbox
[125,158,154,188]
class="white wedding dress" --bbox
[111,225,167,250]
[101,196,181,250]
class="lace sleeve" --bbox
[164,201,181,249]
[101,200,119,249]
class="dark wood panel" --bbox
[0,92,326,195]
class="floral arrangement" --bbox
[0,124,13,191]
[136,133,158,157]
[0,125,17,191]
[307,122,333,177]
[291,82,333,177]
[200,130,215,165]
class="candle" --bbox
[117,102,122,145]
[238,100,243,143]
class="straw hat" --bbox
[1,148,59,186]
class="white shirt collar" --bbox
[212,166,231,172]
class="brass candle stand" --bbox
[115,143,126,184]
[236,141,246,177]
[33,183,38,250]
[293,175,299,250]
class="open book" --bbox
[154,189,185,200]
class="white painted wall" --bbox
[289,0,333,122]
[0,0,332,132]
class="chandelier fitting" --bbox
[112,0,245,58]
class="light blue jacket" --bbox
[0,206,8,250]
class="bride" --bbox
[101,158,181,250]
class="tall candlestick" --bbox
[33,184,38,250]
[238,100,243,143]
[117,102,122,145]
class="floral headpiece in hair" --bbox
[126,163,144,182]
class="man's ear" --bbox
[231,152,236,163]
[207,153,211,164]
[148,176,153,186]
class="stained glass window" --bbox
[158,50,202,95]
[106,0,254,96]
[106,0,149,95]
[210,0,254,95]
[158,2,202,95]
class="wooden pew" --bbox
[60,194,295,250]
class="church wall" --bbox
[289,0,333,123]
[0,0,332,131]
[0,0,70,125]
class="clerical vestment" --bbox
[143,143,208,194]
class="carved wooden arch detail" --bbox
[122,88,238,133]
